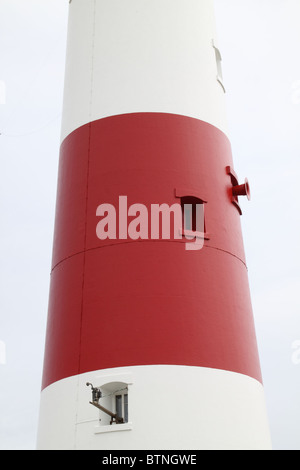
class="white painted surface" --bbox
[60,0,228,142]
[37,365,272,450]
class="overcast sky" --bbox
[0,0,300,450]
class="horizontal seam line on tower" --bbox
[50,240,247,274]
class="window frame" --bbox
[114,391,129,424]
[175,188,210,241]
[92,377,133,435]
[212,39,225,93]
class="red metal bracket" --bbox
[226,166,251,215]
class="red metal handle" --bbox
[232,178,251,201]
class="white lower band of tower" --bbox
[37,365,272,450]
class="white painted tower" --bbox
[37,0,272,450]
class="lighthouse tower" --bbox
[37,0,271,450]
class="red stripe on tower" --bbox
[42,113,262,390]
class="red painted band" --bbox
[42,113,262,390]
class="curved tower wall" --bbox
[37,0,271,450]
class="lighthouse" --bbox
[37,0,272,450]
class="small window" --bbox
[180,196,205,234]
[174,188,210,243]
[115,393,128,423]
[212,40,225,92]
[87,381,129,426]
